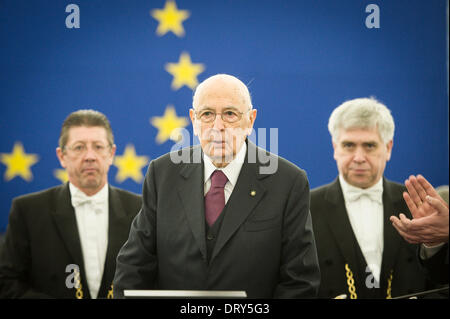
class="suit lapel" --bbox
[210,142,267,264]
[379,179,402,287]
[323,179,360,273]
[177,146,208,261]
[177,142,268,264]
[51,184,84,266]
[98,186,130,298]
[50,183,90,298]
[325,178,404,292]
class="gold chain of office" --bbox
[345,263,393,299]
[74,264,392,299]
[74,269,114,299]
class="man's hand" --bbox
[390,175,449,246]
[403,175,446,219]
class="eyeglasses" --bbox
[194,108,250,124]
[64,142,111,157]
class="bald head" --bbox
[193,74,252,110]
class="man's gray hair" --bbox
[328,97,395,144]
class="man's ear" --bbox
[386,140,393,161]
[56,147,67,168]
[108,144,117,165]
[332,141,338,160]
[249,109,257,126]
[245,109,257,135]
[190,108,199,137]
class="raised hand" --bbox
[390,175,449,246]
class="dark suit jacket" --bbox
[0,183,141,299]
[420,243,449,285]
[113,141,320,298]
[310,178,431,299]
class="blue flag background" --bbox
[0,0,448,233]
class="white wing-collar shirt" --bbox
[69,182,109,299]
[339,175,384,283]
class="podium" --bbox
[391,285,449,299]
[123,290,247,299]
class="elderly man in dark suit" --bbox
[113,74,320,298]
[0,110,141,298]
[310,98,431,299]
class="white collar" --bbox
[339,175,383,200]
[203,142,247,187]
[69,182,109,203]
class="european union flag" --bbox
[0,0,448,233]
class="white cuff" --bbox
[420,242,446,260]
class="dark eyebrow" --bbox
[71,140,104,145]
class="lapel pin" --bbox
[250,190,256,197]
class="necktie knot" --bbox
[210,170,228,189]
[71,192,105,208]
[346,188,382,204]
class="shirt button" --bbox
[207,234,214,241]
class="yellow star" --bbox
[151,0,190,37]
[150,105,189,144]
[0,142,39,182]
[165,52,205,90]
[114,144,149,183]
[54,169,68,184]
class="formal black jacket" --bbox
[420,243,449,285]
[0,183,141,299]
[113,141,320,298]
[310,177,431,299]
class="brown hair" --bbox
[59,109,114,149]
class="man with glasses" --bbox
[113,74,320,298]
[0,110,141,298]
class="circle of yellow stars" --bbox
[0,142,38,182]
[150,1,204,145]
[1,1,205,186]
[114,144,149,183]
[151,105,189,144]
[151,0,190,37]
[165,52,205,90]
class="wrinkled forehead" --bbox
[193,75,251,110]
[66,126,109,144]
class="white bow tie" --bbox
[346,188,383,204]
[71,192,105,208]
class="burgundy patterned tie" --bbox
[205,170,228,227]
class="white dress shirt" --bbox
[69,183,109,299]
[203,142,247,204]
[339,175,384,283]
